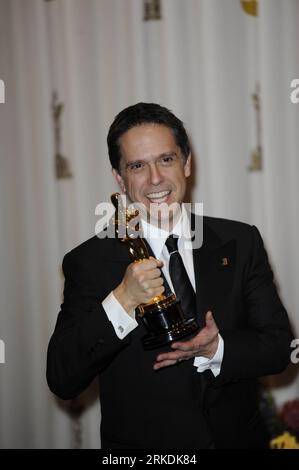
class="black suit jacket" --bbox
[47,216,293,449]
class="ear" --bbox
[112,168,126,193]
[184,154,191,178]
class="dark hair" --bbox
[107,102,190,171]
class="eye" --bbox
[127,161,145,171]
[159,155,176,165]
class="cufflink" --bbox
[118,326,124,334]
[222,257,229,266]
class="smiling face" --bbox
[112,124,191,227]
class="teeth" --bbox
[147,190,170,199]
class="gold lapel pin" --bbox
[222,257,229,266]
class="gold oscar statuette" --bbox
[111,192,199,349]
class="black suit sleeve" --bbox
[46,251,131,400]
[214,225,293,384]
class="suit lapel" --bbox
[192,218,236,329]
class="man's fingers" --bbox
[171,340,197,352]
[146,268,164,280]
[149,256,163,267]
[153,359,177,370]
[155,351,191,362]
[205,310,214,326]
[205,310,219,335]
[143,277,164,290]
[171,327,207,350]
[156,352,178,362]
[134,258,163,272]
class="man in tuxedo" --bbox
[47,102,293,449]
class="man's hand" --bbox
[113,256,165,315]
[153,311,219,370]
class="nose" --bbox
[148,161,163,186]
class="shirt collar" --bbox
[140,204,191,258]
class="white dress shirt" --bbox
[102,205,224,376]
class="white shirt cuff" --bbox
[193,334,224,377]
[102,291,138,340]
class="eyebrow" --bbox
[125,152,177,168]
